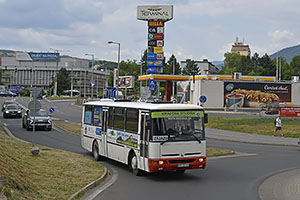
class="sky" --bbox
[0,0,299,63]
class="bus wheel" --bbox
[92,141,100,161]
[129,153,142,176]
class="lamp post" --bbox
[85,53,95,98]
[108,41,120,99]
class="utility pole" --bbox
[49,48,69,96]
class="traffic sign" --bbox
[199,95,207,103]
[28,87,42,98]
[149,80,155,91]
[28,100,41,112]
[49,107,55,113]
[105,87,116,99]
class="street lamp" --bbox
[108,41,120,99]
[85,53,95,98]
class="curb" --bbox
[68,167,109,200]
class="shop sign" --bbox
[157,40,164,47]
[280,107,300,118]
[137,5,173,21]
[148,20,164,27]
[148,27,157,33]
[157,27,164,33]
[153,60,163,67]
[147,53,157,60]
[154,33,163,40]
[154,47,163,53]
[148,40,156,46]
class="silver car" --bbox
[22,109,52,131]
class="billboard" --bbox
[280,107,300,118]
[224,82,291,108]
[118,76,135,88]
[137,5,173,21]
[16,52,60,61]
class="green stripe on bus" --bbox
[151,111,204,118]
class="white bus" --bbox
[81,100,208,175]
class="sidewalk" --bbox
[206,127,300,147]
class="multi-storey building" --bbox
[0,52,109,97]
[231,37,251,57]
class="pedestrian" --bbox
[273,116,285,137]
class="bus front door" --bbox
[140,112,150,171]
[102,108,109,157]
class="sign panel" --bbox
[153,60,163,67]
[147,61,154,67]
[149,79,156,91]
[151,110,204,118]
[118,76,135,88]
[157,27,164,33]
[148,40,157,46]
[148,20,165,27]
[280,107,300,118]
[156,40,164,47]
[154,33,164,40]
[147,66,157,73]
[224,82,291,108]
[28,100,41,112]
[147,53,157,60]
[148,33,154,40]
[147,47,154,53]
[200,95,207,103]
[49,107,55,113]
[113,68,119,87]
[148,27,157,33]
[156,53,163,60]
[105,87,116,99]
[154,47,163,53]
[137,5,173,21]
[28,52,60,61]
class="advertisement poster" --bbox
[224,82,291,108]
[107,129,138,148]
[118,76,135,88]
[93,107,102,126]
[280,107,300,118]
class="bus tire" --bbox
[92,141,101,161]
[129,153,142,176]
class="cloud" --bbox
[268,30,295,52]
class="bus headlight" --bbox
[158,161,164,165]
[199,158,204,162]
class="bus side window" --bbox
[126,109,138,133]
[114,107,125,131]
[84,105,93,125]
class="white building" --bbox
[180,59,219,75]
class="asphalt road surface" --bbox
[2,97,300,200]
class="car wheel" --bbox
[22,122,26,128]
[129,153,142,176]
[26,124,31,131]
[92,141,101,161]
[47,127,52,131]
[3,114,6,118]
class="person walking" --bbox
[273,116,285,137]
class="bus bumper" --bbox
[148,157,206,173]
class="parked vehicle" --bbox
[22,109,52,131]
[3,104,22,118]
[0,91,17,97]
[2,100,16,112]
[265,110,279,115]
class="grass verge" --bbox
[47,97,79,100]
[0,129,105,200]
[55,123,82,135]
[206,117,300,138]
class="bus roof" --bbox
[84,100,204,111]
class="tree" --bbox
[163,54,181,75]
[57,68,70,95]
[289,56,300,77]
[259,54,275,76]
[182,59,199,75]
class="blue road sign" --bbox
[149,79,155,91]
[105,87,116,98]
[49,107,55,113]
[199,95,207,103]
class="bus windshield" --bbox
[151,110,205,142]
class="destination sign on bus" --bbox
[151,111,204,118]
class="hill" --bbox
[270,44,300,63]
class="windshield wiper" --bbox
[192,133,201,143]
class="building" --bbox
[0,52,109,97]
[180,59,219,75]
[231,37,251,57]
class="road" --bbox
[2,97,300,200]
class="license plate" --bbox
[177,163,189,168]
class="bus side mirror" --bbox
[204,113,208,124]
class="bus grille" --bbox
[169,159,196,164]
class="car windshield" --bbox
[31,110,48,117]
[151,110,205,142]
[4,101,14,105]
[6,105,19,110]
